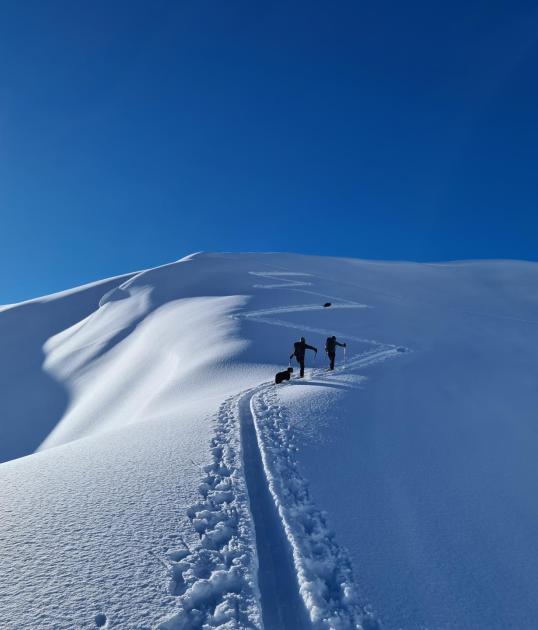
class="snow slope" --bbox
[0,272,136,463]
[1,252,537,630]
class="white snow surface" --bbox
[1,252,538,630]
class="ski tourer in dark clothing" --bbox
[290,336,317,378]
[325,336,346,370]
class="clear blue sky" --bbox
[1,1,537,302]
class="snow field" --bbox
[2,252,538,630]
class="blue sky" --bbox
[1,1,537,302]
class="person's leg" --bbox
[299,358,305,377]
[329,352,335,369]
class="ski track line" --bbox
[157,394,263,630]
[250,271,313,290]
[239,271,397,351]
[239,392,311,630]
[239,315,393,350]
[249,383,381,630]
[158,348,393,630]
[238,303,370,319]
[249,271,368,307]
[158,270,406,629]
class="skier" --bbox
[325,336,346,370]
[290,336,317,378]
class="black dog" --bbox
[275,367,293,384]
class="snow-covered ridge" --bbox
[1,252,538,630]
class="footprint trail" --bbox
[159,269,406,629]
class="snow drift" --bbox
[1,252,537,630]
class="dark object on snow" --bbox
[275,367,293,384]
[325,336,346,370]
[323,302,332,307]
[397,346,407,353]
[290,336,318,378]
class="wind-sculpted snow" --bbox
[0,271,135,462]
[2,252,538,630]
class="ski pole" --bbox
[344,345,347,367]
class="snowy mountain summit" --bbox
[1,252,538,630]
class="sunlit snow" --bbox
[1,252,537,630]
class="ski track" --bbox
[240,271,394,351]
[250,386,380,630]
[158,270,407,629]
[239,393,311,630]
[250,271,314,290]
[237,303,369,319]
[157,395,262,630]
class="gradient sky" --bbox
[1,1,538,302]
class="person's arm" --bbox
[305,343,317,353]
[335,341,346,347]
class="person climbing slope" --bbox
[325,336,346,370]
[290,336,317,378]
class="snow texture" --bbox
[1,252,538,630]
